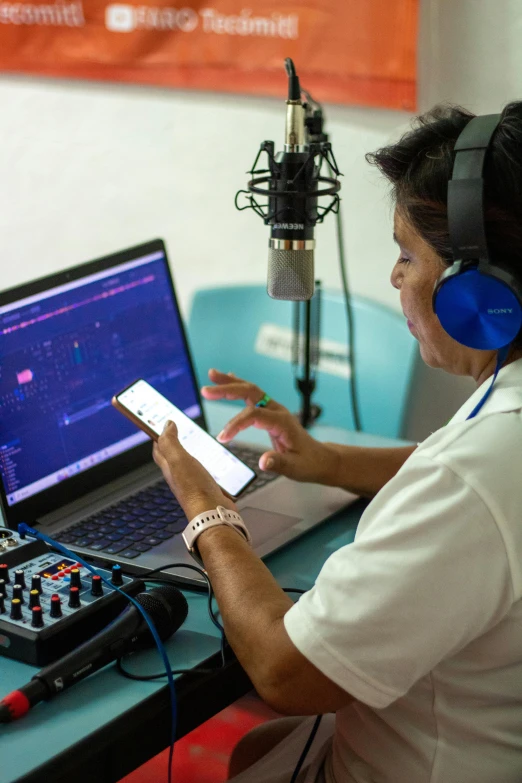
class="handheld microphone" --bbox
[0,585,188,723]
[236,58,341,301]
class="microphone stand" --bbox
[235,61,342,430]
[293,281,322,428]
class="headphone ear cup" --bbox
[433,266,522,350]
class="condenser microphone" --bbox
[236,58,341,301]
[267,59,315,300]
[0,585,188,723]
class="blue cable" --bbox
[17,522,178,783]
[466,344,510,420]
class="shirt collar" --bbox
[450,357,522,424]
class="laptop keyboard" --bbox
[56,443,278,560]
[56,482,185,560]
[227,443,279,495]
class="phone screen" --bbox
[115,379,256,497]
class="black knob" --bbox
[31,574,43,594]
[31,606,44,628]
[14,570,26,589]
[70,568,82,590]
[0,564,9,584]
[0,579,6,597]
[10,598,22,620]
[68,586,81,609]
[12,584,24,604]
[111,564,123,586]
[91,574,103,597]
[50,593,62,618]
[29,589,41,609]
[0,595,4,614]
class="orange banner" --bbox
[0,1,418,110]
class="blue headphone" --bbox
[433,113,522,350]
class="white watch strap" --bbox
[182,505,252,560]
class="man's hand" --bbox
[153,420,238,521]
[202,369,339,484]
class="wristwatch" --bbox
[182,505,252,565]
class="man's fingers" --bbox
[201,381,251,399]
[152,442,169,473]
[201,381,264,406]
[217,407,283,443]
[258,450,290,475]
[162,419,178,436]
[208,368,244,384]
[156,419,185,462]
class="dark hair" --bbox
[366,102,522,274]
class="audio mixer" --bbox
[0,527,143,665]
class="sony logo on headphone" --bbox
[487,308,513,314]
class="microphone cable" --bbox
[302,86,362,432]
[118,562,309,683]
[332,178,362,432]
[120,564,320,783]
[137,561,227,667]
[116,564,223,681]
[290,715,323,783]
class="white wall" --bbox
[420,0,522,114]
[1,0,521,321]
[0,78,410,321]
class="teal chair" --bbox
[187,285,418,438]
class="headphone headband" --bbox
[433,110,522,350]
[447,113,500,263]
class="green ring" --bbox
[255,393,271,408]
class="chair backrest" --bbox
[187,285,419,438]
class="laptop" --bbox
[0,240,357,586]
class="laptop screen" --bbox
[0,244,201,508]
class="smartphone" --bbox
[112,378,257,497]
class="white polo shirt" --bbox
[284,358,522,783]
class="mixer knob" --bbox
[31,574,43,594]
[29,589,41,609]
[31,606,44,628]
[0,579,6,597]
[10,598,22,620]
[111,564,123,586]
[0,563,9,584]
[14,570,26,589]
[0,595,4,614]
[50,593,62,618]
[91,574,103,597]
[70,568,82,590]
[68,586,81,609]
[12,584,24,604]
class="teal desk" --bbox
[1,404,407,783]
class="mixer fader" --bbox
[0,527,143,665]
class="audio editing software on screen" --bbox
[0,252,200,506]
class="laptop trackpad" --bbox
[241,506,302,547]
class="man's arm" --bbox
[197,524,354,716]
[152,422,353,715]
[322,443,417,497]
